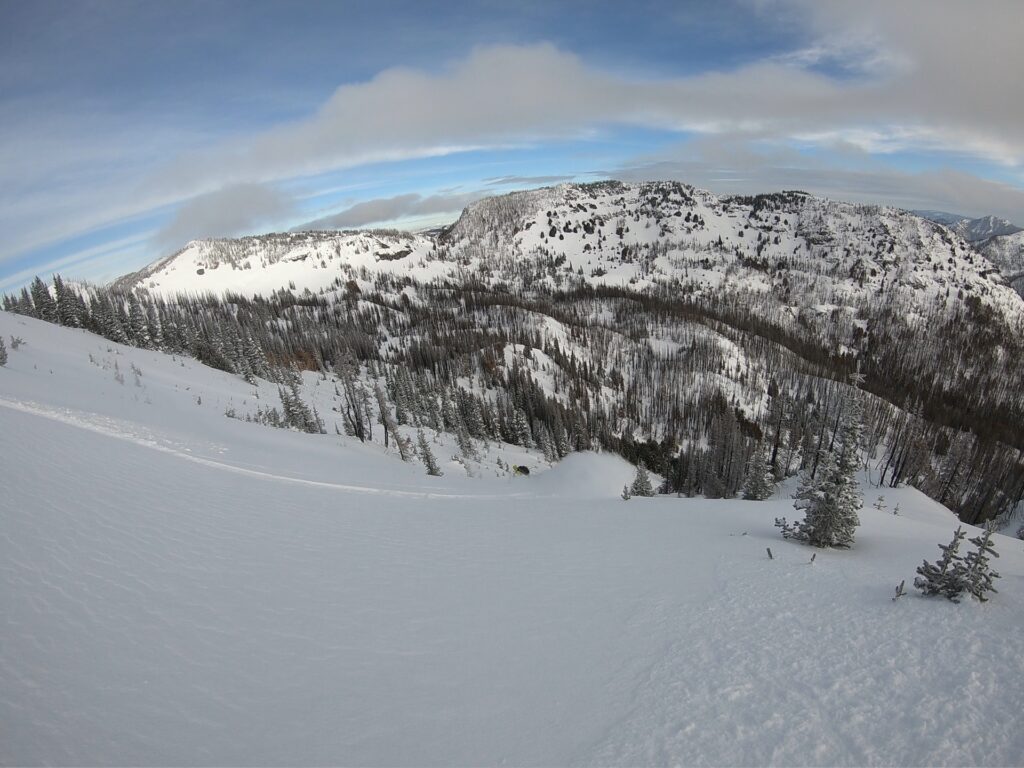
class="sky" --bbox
[2,0,1024,292]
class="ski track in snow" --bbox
[0,397,530,501]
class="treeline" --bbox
[4,271,1022,521]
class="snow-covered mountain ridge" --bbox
[977,230,1024,293]
[118,182,1022,324]
[954,214,1023,243]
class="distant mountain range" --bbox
[912,210,1024,294]
[913,210,1023,241]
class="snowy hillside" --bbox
[916,210,1024,244]
[954,214,1022,243]
[978,230,1024,296]
[3,311,1024,766]
[112,230,439,299]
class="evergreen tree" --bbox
[914,526,969,601]
[128,296,151,348]
[53,275,82,328]
[776,383,863,548]
[742,444,775,500]
[0,335,7,366]
[630,464,654,497]
[278,383,322,434]
[511,407,533,447]
[29,277,57,323]
[963,524,1000,602]
[417,429,442,476]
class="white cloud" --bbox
[155,184,296,251]
[298,190,486,230]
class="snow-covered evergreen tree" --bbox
[511,408,533,448]
[29,276,57,323]
[963,524,1000,602]
[914,526,968,601]
[630,464,654,497]
[742,444,775,500]
[0,335,7,367]
[278,383,322,434]
[417,429,442,476]
[776,382,863,548]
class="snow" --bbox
[2,310,1024,766]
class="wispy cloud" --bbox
[484,174,576,186]
[298,190,485,230]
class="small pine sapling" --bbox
[914,526,968,601]
[963,524,1000,602]
[873,495,887,511]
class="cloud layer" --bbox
[155,0,1024,200]
[299,190,485,230]
[2,0,1023,286]
[156,184,295,250]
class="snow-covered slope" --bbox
[2,311,1024,766]
[954,214,1022,243]
[978,230,1024,295]
[915,211,1023,243]
[112,230,441,299]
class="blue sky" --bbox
[2,0,1023,291]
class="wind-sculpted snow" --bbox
[2,308,1024,766]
